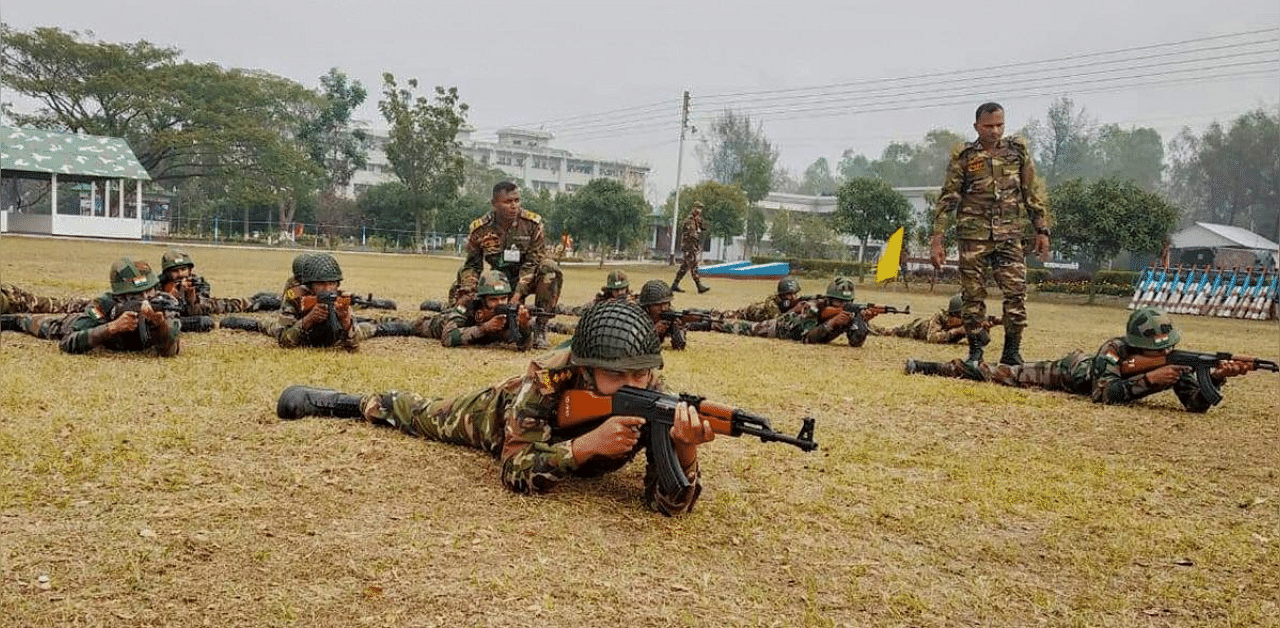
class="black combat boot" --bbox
[999,329,1024,366]
[529,319,550,350]
[179,315,216,333]
[671,269,686,292]
[219,316,262,333]
[419,298,446,312]
[1,314,22,331]
[374,320,415,337]
[904,359,946,376]
[965,329,990,363]
[276,385,364,420]
[246,292,282,312]
[695,279,711,294]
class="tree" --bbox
[297,68,371,198]
[1166,108,1279,237]
[770,211,841,260]
[833,178,913,265]
[1094,124,1163,190]
[565,179,649,266]
[837,149,873,183]
[668,180,748,248]
[744,206,769,258]
[1025,96,1097,185]
[799,157,838,195]
[1051,178,1180,273]
[696,109,778,203]
[377,73,468,250]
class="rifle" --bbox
[111,292,182,345]
[1154,264,1184,309]
[299,291,350,346]
[660,308,720,329]
[351,293,398,310]
[1215,267,1252,317]
[492,303,557,347]
[846,302,910,316]
[1118,349,1278,406]
[1232,271,1269,319]
[1247,272,1278,320]
[1200,267,1235,316]
[1128,266,1154,310]
[557,385,817,495]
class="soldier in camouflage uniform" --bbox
[1,283,92,315]
[5,257,181,356]
[715,276,804,324]
[556,270,634,316]
[904,308,1255,412]
[637,279,686,350]
[871,294,1001,344]
[398,270,537,348]
[713,277,879,346]
[276,300,716,516]
[261,253,376,350]
[453,181,562,349]
[157,249,277,318]
[930,102,1051,367]
[671,202,709,294]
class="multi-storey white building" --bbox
[348,127,649,198]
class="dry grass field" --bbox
[1,234,1277,627]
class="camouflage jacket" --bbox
[1089,337,1217,412]
[494,348,701,515]
[460,209,549,299]
[275,282,359,350]
[680,213,704,255]
[873,311,963,343]
[58,292,180,356]
[723,294,787,322]
[932,136,1049,241]
[430,303,529,348]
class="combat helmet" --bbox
[947,294,964,316]
[637,279,674,306]
[776,276,802,296]
[824,276,856,302]
[1125,307,1181,350]
[290,252,317,282]
[297,252,343,284]
[604,270,630,290]
[571,300,663,370]
[109,257,159,296]
[476,270,514,297]
[161,249,195,273]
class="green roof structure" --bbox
[1,125,150,180]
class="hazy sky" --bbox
[3,0,1277,201]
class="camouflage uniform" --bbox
[872,311,965,344]
[719,294,789,323]
[402,304,530,348]
[932,136,1048,336]
[1,283,92,314]
[922,337,1217,413]
[714,278,868,346]
[457,209,562,309]
[358,347,698,513]
[672,206,707,292]
[262,282,376,350]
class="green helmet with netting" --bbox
[824,276,856,301]
[776,276,802,296]
[290,253,317,281]
[161,249,195,273]
[297,252,343,284]
[571,300,663,370]
[604,270,630,290]
[947,294,964,316]
[1125,307,1181,350]
[637,279,673,306]
[109,257,159,295]
[476,270,514,297]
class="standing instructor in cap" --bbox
[672,201,710,294]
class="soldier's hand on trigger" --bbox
[580,415,646,459]
[1144,364,1190,387]
[300,301,329,329]
[653,319,670,337]
[107,309,140,336]
[825,310,853,330]
[479,312,506,335]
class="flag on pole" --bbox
[876,227,905,283]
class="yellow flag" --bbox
[876,227,905,283]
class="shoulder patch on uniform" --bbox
[950,142,968,159]
[1102,349,1120,364]
[468,216,489,232]
[519,209,543,223]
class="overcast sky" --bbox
[3,0,1277,202]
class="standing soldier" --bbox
[453,181,562,349]
[930,102,1051,367]
[672,202,710,294]
[4,257,181,356]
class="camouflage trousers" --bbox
[958,238,1028,333]
[360,388,505,457]
[9,312,80,339]
[675,250,701,283]
[939,349,1093,395]
[198,297,250,315]
[1,284,92,315]
[712,317,782,338]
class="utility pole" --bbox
[668,90,691,265]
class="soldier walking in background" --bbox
[672,201,710,294]
[930,102,1051,367]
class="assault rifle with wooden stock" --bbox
[659,308,721,331]
[557,386,817,495]
[1118,350,1277,406]
[299,291,350,346]
[110,292,182,345]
